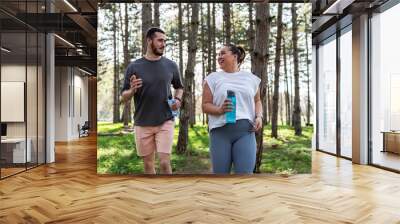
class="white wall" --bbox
[54,67,89,141]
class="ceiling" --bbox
[0,0,97,75]
[311,0,389,43]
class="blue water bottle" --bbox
[226,90,236,124]
[168,96,179,117]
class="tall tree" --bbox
[279,93,285,125]
[253,2,269,173]
[305,9,311,125]
[267,71,272,125]
[141,3,152,54]
[283,34,291,126]
[288,41,294,124]
[223,3,231,44]
[212,3,217,71]
[271,3,283,138]
[120,3,132,127]
[185,4,195,126]
[178,3,184,80]
[177,3,200,154]
[248,3,255,71]
[153,3,160,27]
[112,4,119,123]
[201,4,206,125]
[190,77,196,126]
[291,3,302,135]
[207,3,212,74]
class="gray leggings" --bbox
[209,119,256,174]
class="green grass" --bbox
[97,122,312,174]
[260,125,312,174]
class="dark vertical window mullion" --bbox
[316,45,319,150]
[25,0,28,171]
[44,0,47,164]
[336,25,341,157]
[36,0,39,167]
[367,10,373,165]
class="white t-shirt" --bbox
[204,70,261,130]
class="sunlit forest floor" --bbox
[97,122,312,174]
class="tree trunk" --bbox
[267,78,272,124]
[248,3,255,71]
[283,35,291,126]
[207,3,212,74]
[201,4,206,125]
[121,4,132,127]
[291,3,302,136]
[288,42,294,125]
[178,3,184,77]
[212,3,217,72]
[223,3,231,44]
[253,2,269,173]
[271,3,283,138]
[190,78,196,126]
[141,3,152,55]
[177,3,200,154]
[153,3,160,27]
[279,93,285,125]
[112,5,119,123]
[305,13,311,126]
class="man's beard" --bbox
[151,43,164,56]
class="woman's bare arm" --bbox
[202,82,232,115]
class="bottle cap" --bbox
[227,90,235,97]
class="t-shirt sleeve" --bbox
[121,63,134,94]
[204,74,216,95]
[252,74,261,95]
[171,62,184,89]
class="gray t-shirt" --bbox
[122,57,183,126]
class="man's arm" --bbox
[174,88,183,102]
[121,88,135,103]
[171,88,183,110]
[171,62,184,110]
[121,74,142,103]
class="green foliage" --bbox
[97,122,312,175]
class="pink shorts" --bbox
[134,120,175,157]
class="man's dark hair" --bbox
[146,27,165,40]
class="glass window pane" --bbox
[340,28,352,158]
[318,36,337,154]
[38,32,45,165]
[27,31,38,169]
[1,31,27,177]
[371,4,400,171]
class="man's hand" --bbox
[171,98,182,111]
[130,74,142,93]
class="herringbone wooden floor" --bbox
[1,136,399,224]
